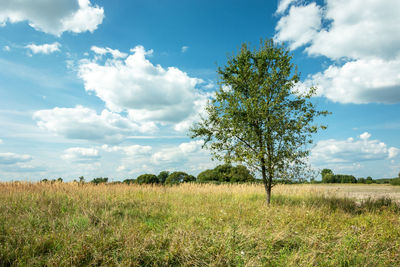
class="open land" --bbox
[1,182,400,266]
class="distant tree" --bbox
[398,171,400,178]
[321,169,333,181]
[357,177,366,184]
[136,174,159,184]
[40,178,48,183]
[79,176,85,183]
[165,172,195,185]
[157,171,170,184]
[190,39,328,203]
[366,176,373,184]
[123,179,136,184]
[91,177,108,184]
[230,165,255,183]
[197,169,218,182]
[57,177,63,183]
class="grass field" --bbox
[1,182,400,266]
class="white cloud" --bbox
[311,132,399,165]
[299,58,400,104]
[0,152,32,165]
[276,0,297,14]
[275,0,400,104]
[0,139,3,144]
[151,140,204,164]
[0,0,104,36]
[25,42,61,54]
[181,46,189,53]
[101,144,152,156]
[78,45,208,128]
[305,0,400,60]
[3,45,10,52]
[62,147,100,163]
[274,3,322,50]
[33,105,157,143]
[91,46,128,59]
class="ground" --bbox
[1,183,399,266]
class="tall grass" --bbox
[1,182,400,266]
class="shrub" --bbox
[136,174,159,184]
[197,169,218,182]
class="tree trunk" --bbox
[261,157,271,205]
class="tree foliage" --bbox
[190,39,328,203]
[165,172,195,185]
[197,164,255,183]
[136,174,159,184]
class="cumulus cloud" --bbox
[0,152,32,164]
[62,147,100,163]
[274,3,322,50]
[298,58,400,104]
[33,105,157,143]
[91,46,128,59]
[78,45,209,132]
[101,144,152,156]
[25,42,61,54]
[0,0,104,36]
[311,132,399,165]
[276,0,297,14]
[275,0,400,104]
[151,140,204,164]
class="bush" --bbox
[91,177,108,184]
[165,172,195,185]
[136,174,159,184]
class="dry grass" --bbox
[1,182,400,266]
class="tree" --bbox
[79,176,85,183]
[190,39,328,204]
[136,174,159,184]
[157,171,170,184]
[165,171,195,185]
[91,177,108,184]
[321,169,333,182]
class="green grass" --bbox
[1,182,400,266]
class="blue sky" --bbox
[0,0,399,181]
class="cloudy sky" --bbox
[0,0,399,181]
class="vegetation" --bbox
[190,39,328,203]
[90,177,108,184]
[1,182,400,266]
[197,164,255,183]
[165,171,195,185]
[136,174,159,184]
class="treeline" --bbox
[321,169,400,185]
[40,164,256,185]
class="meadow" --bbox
[1,182,400,266]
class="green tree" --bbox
[197,169,218,183]
[321,169,333,182]
[157,171,170,184]
[190,39,328,204]
[165,171,195,185]
[79,176,85,183]
[136,174,159,184]
[91,177,108,184]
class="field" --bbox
[1,183,400,266]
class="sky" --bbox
[0,0,399,181]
